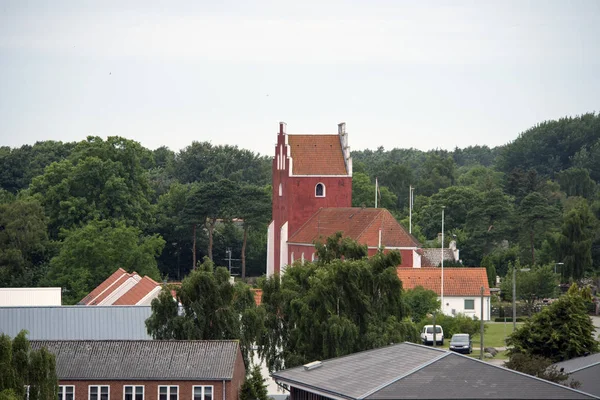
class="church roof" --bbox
[288,207,421,248]
[288,134,348,175]
[397,268,491,296]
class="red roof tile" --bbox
[288,207,421,248]
[288,135,348,175]
[78,268,128,305]
[397,268,490,296]
[113,276,160,305]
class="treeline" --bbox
[1,113,599,303]
[353,112,600,282]
[0,138,272,304]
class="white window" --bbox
[291,252,294,263]
[89,386,109,400]
[193,386,213,400]
[124,386,144,400]
[159,386,178,400]
[301,253,305,264]
[59,386,75,400]
[315,183,325,197]
[311,253,316,261]
[278,183,282,197]
[464,299,475,310]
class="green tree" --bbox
[0,198,50,287]
[0,331,57,400]
[558,202,596,279]
[517,192,560,264]
[47,220,164,304]
[456,164,504,192]
[505,354,580,388]
[556,168,597,199]
[351,172,397,210]
[259,235,417,372]
[239,365,268,400]
[507,284,598,362]
[404,286,440,322]
[237,185,271,278]
[29,136,154,238]
[145,258,262,365]
[500,264,558,315]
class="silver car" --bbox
[449,334,472,354]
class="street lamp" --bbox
[512,267,530,331]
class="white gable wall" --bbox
[441,295,490,321]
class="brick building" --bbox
[31,340,246,400]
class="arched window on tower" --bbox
[278,183,282,197]
[315,182,326,197]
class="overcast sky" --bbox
[1,0,599,156]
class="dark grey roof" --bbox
[30,340,240,380]
[553,353,600,397]
[0,306,152,340]
[421,248,456,267]
[273,343,598,400]
[553,352,600,373]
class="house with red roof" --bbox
[78,268,162,306]
[397,268,491,319]
[266,122,459,276]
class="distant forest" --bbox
[1,113,599,303]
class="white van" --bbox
[420,325,444,345]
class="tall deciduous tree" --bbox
[517,192,560,264]
[404,286,440,322]
[259,234,417,372]
[236,185,271,278]
[500,263,558,315]
[507,284,598,362]
[558,202,596,279]
[47,220,164,304]
[0,331,57,400]
[145,258,262,365]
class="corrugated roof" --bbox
[0,306,152,340]
[421,248,457,267]
[288,135,348,175]
[273,343,596,399]
[397,268,490,296]
[30,340,240,381]
[288,208,421,248]
[113,276,159,305]
[78,268,129,305]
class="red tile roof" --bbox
[113,276,160,305]
[251,288,262,306]
[78,268,128,305]
[397,268,490,296]
[288,207,421,248]
[288,135,348,175]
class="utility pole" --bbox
[480,286,485,361]
[441,206,445,314]
[433,312,437,348]
[512,267,516,332]
[409,185,414,234]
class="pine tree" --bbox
[239,366,268,400]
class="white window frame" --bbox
[123,386,144,400]
[464,299,475,310]
[88,385,110,400]
[192,385,214,400]
[290,252,294,263]
[158,385,179,400]
[315,182,326,197]
[59,385,75,400]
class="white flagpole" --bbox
[409,185,413,234]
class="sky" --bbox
[0,0,599,156]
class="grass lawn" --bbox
[472,321,524,348]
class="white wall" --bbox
[279,222,288,276]
[441,296,491,321]
[0,288,61,306]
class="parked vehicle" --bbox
[449,334,472,354]
[420,325,444,345]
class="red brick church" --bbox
[267,122,451,276]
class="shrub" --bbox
[419,313,483,338]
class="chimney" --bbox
[279,122,287,135]
[338,122,346,135]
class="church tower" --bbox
[266,122,353,276]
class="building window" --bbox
[311,253,315,261]
[464,299,475,310]
[301,253,305,264]
[290,252,294,263]
[59,386,74,400]
[315,183,325,197]
[193,386,213,400]
[124,386,144,400]
[89,386,109,400]
[278,183,282,197]
[159,386,178,400]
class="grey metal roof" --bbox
[30,340,240,381]
[0,306,152,340]
[553,352,600,373]
[273,343,598,400]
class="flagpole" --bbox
[441,206,445,315]
[375,177,378,208]
[409,185,413,234]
